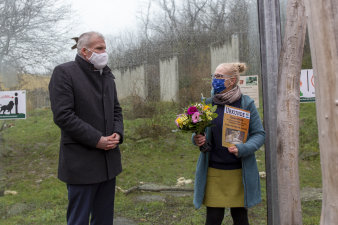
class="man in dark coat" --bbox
[49,31,124,225]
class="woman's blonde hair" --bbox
[216,62,247,85]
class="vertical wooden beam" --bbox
[277,0,306,224]
[304,1,338,224]
[257,0,281,224]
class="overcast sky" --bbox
[69,0,143,36]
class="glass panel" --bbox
[0,1,267,224]
[280,0,288,38]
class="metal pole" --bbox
[257,0,281,224]
[0,121,4,196]
[0,85,4,195]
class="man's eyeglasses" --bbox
[211,74,232,79]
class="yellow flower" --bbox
[176,114,188,128]
[176,117,183,127]
[203,105,210,111]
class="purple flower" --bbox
[187,106,198,115]
[192,112,200,123]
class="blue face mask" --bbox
[212,78,227,94]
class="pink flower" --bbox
[187,106,198,115]
[192,112,200,123]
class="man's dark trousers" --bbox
[67,178,116,225]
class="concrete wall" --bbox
[210,34,240,73]
[159,56,179,102]
[113,35,239,102]
[113,65,147,100]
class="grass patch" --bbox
[0,101,321,224]
[299,103,320,161]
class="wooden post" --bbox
[277,0,306,224]
[304,1,338,224]
[257,0,281,224]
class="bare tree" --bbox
[0,0,72,74]
[199,0,229,35]
[108,0,251,64]
[277,0,307,224]
[304,0,338,224]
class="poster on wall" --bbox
[0,90,26,120]
[300,69,315,102]
[239,75,259,108]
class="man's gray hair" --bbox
[77,31,105,54]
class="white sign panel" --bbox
[0,90,26,120]
[300,69,315,102]
[239,75,260,108]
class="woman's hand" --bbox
[194,134,206,147]
[228,145,239,157]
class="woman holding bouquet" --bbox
[192,62,265,225]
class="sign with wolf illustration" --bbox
[0,90,26,120]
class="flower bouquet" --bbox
[175,101,218,152]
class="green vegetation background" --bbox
[0,97,321,224]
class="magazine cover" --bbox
[222,105,250,148]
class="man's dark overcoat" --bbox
[49,55,124,184]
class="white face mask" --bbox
[86,49,108,69]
